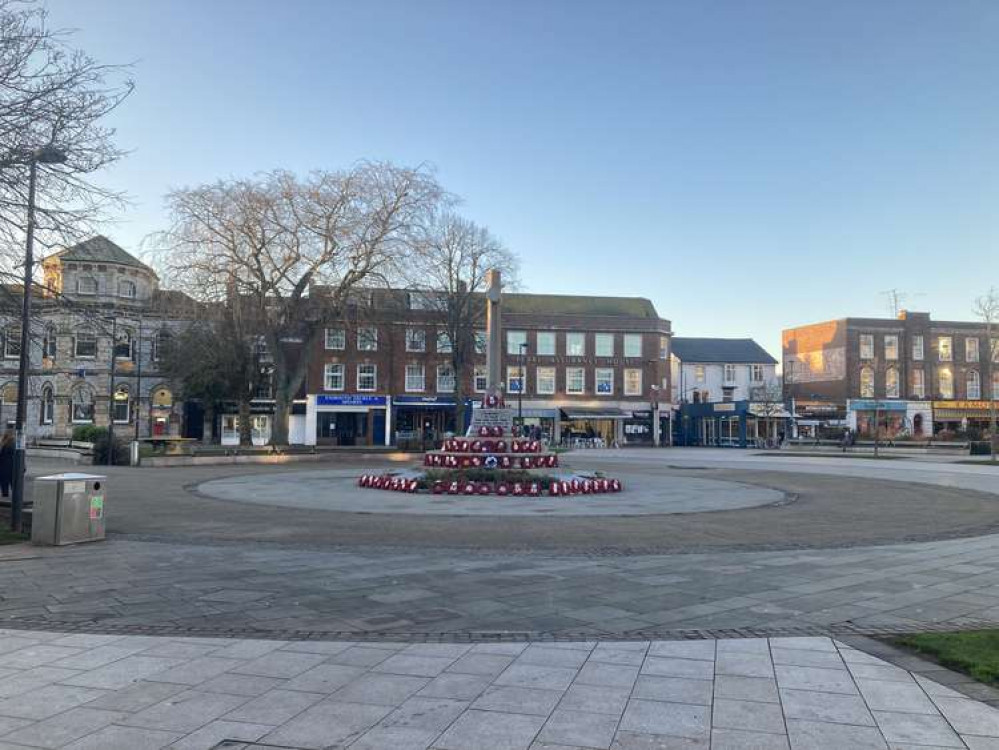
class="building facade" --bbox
[302,290,673,447]
[1,236,195,441]
[783,311,999,438]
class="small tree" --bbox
[974,287,999,463]
[750,380,786,447]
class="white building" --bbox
[670,338,780,404]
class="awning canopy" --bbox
[561,407,630,420]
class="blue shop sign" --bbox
[849,400,907,411]
[316,394,387,407]
[394,396,457,406]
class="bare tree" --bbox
[158,163,444,444]
[974,287,999,463]
[0,0,132,270]
[403,212,518,432]
[750,380,786,448]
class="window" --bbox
[938,336,953,362]
[885,335,898,361]
[114,330,133,360]
[42,326,56,359]
[912,369,925,399]
[624,334,642,358]
[912,335,924,361]
[695,365,706,383]
[118,279,136,298]
[436,330,452,353]
[595,368,614,395]
[595,333,614,357]
[536,366,555,395]
[74,330,97,358]
[859,334,874,360]
[624,368,642,396]
[536,331,556,356]
[405,364,425,392]
[408,291,437,310]
[507,365,525,393]
[966,337,980,363]
[724,364,737,383]
[71,386,94,423]
[405,328,426,352]
[659,336,669,360]
[357,364,377,391]
[566,332,585,356]
[437,364,455,393]
[325,328,345,350]
[357,327,378,351]
[938,367,954,399]
[40,385,54,425]
[967,370,981,399]
[3,328,20,359]
[473,366,488,393]
[323,363,345,391]
[885,367,899,398]
[152,329,171,362]
[992,338,999,363]
[76,275,98,295]
[859,366,874,398]
[112,385,130,423]
[507,330,527,355]
[994,371,999,400]
[751,364,765,382]
[474,330,487,354]
[566,367,585,394]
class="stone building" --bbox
[0,236,196,440]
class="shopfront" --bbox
[517,407,560,442]
[624,410,654,445]
[393,396,463,449]
[220,400,274,446]
[560,407,627,447]
[847,399,908,438]
[678,401,791,448]
[306,394,390,447]
[932,400,999,439]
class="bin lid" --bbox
[36,472,107,481]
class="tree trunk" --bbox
[238,398,252,446]
[204,403,216,444]
[272,386,290,446]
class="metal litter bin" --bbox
[31,473,107,546]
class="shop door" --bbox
[372,412,385,446]
[316,412,345,445]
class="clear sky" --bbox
[45,0,999,359]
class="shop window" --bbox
[595,368,614,395]
[436,364,455,393]
[507,330,527,355]
[325,328,345,350]
[475,330,487,354]
[436,330,452,353]
[76,275,98,295]
[624,334,642,358]
[324,363,344,391]
[40,384,54,425]
[966,337,980,363]
[474,366,488,393]
[112,385,130,423]
[751,364,765,382]
[724,364,736,383]
[595,333,614,357]
[859,366,874,398]
[566,332,585,356]
[405,364,425,392]
[938,336,953,362]
[405,328,425,352]
[536,367,555,395]
[967,370,981,399]
[912,369,925,399]
[71,386,94,423]
[357,327,378,352]
[938,367,954,399]
[566,367,585,394]
[536,331,555,356]
[357,364,377,391]
[3,327,20,359]
[118,279,136,298]
[74,329,97,358]
[42,325,56,359]
[884,335,898,361]
[912,335,924,361]
[885,367,899,398]
[859,334,874,360]
[624,368,642,396]
[506,365,525,393]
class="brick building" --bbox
[300,290,672,447]
[783,311,999,438]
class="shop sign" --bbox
[849,400,907,411]
[932,400,995,411]
[713,403,737,412]
[631,410,652,419]
[394,396,456,405]
[316,394,387,407]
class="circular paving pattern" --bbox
[196,468,788,516]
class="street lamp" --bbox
[650,384,661,447]
[7,145,67,532]
[518,341,528,433]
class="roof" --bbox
[504,293,659,319]
[48,236,154,273]
[671,337,777,364]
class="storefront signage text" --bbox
[316,395,387,407]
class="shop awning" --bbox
[561,407,630,420]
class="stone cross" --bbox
[485,269,502,395]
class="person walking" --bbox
[0,430,15,498]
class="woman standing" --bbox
[0,430,14,498]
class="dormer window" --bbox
[118,279,136,298]
[76,275,98,295]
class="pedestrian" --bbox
[0,429,14,498]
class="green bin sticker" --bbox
[89,495,104,520]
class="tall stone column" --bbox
[485,269,502,394]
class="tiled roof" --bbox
[504,294,659,319]
[671,337,777,364]
[49,236,153,272]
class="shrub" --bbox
[91,429,129,465]
[71,425,103,443]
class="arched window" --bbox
[967,370,981,400]
[118,279,136,298]
[112,385,130,424]
[938,367,954,399]
[42,325,56,359]
[71,386,94,423]
[0,382,17,428]
[859,367,875,398]
[885,367,899,399]
[114,329,133,360]
[76,275,98,295]
[40,384,54,425]
[3,326,20,359]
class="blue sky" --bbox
[46,0,999,359]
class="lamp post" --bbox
[8,145,67,532]
[107,316,117,466]
[518,342,527,433]
[650,384,661,447]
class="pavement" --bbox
[1,630,999,750]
